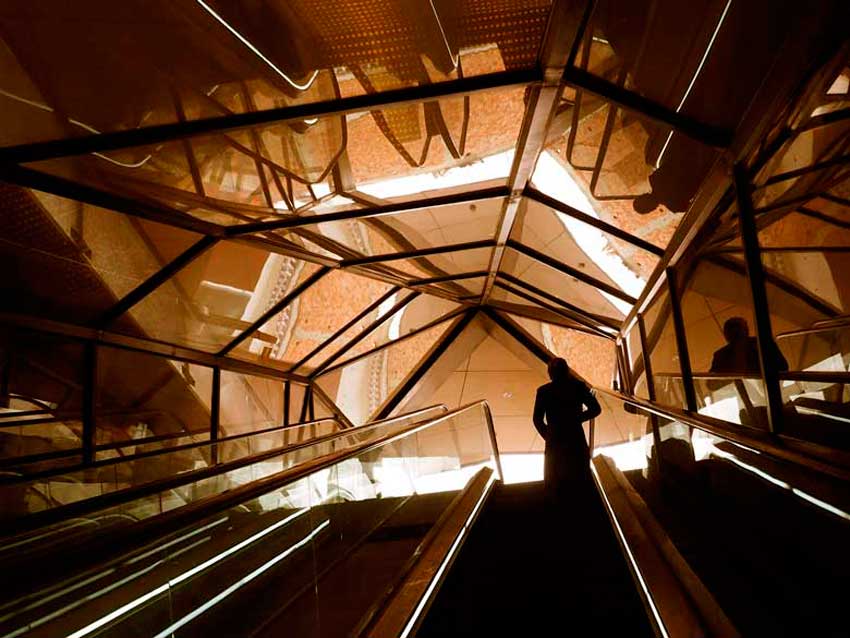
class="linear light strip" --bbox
[151,520,330,638]
[712,449,850,521]
[60,508,309,638]
[592,464,670,638]
[193,0,319,91]
[656,0,733,166]
[399,473,496,638]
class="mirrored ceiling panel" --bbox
[0,0,552,146]
[26,87,525,226]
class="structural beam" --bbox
[227,186,509,236]
[524,186,665,256]
[734,164,785,434]
[480,0,591,303]
[0,70,539,164]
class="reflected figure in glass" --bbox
[709,317,788,374]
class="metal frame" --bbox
[1,1,845,474]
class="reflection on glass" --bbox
[316,318,457,425]
[110,240,322,352]
[3,403,498,638]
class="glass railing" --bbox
[0,401,499,638]
[590,388,850,638]
[0,417,341,520]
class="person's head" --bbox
[723,317,750,343]
[547,357,570,383]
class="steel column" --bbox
[734,164,785,433]
[665,268,698,412]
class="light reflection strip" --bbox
[399,473,496,638]
[62,508,309,638]
[711,449,850,522]
[193,0,319,91]
[591,463,670,638]
[151,519,330,638]
[656,0,733,167]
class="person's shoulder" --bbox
[536,382,555,394]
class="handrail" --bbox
[360,467,496,638]
[0,400,500,583]
[0,416,340,485]
[0,404,447,481]
[594,387,850,482]
[592,456,740,638]
[1,403,459,535]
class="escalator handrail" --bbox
[1,400,498,582]
[1,404,453,536]
[595,387,850,481]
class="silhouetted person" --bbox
[533,358,601,501]
[710,317,788,374]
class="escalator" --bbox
[415,481,653,637]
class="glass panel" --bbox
[273,197,503,257]
[574,0,789,131]
[780,378,850,450]
[513,316,616,388]
[679,256,769,427]
[490,285,588,331]
[511,197,658,293]
[316,319,457,425]
[329,294,460,370]
[0,186,200,326]
[0,328,85,473]
[27,85,526,224]
[96,347,212,444]
[0,2,550,145]
[4,403,498,638]
[109,240,322,351]
[369,246,494,281]
[219,371,284,435]
[499,247,627,322]
[231,270,394,370]
[643,288,685,409]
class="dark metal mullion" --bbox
[508,240,638,304]
[226,186,510,236]
[638,314,666,477]
[562,67,733,148]
[758,152,850,188]
[210,367,221,465]
[665,268,697,412]
[218,266,330,356]
[299,385,311,423]
[310,292,421,377]
[98,236,218,327]
[496,271,620,331]
[340,240,495,268]
[407,271,489,287]
[317,308,467,378]
[283,381,291,427]
[289,287,400,373]
[483,308,555,363]
[734,164,785,434]
[524,187,664,255]
[0,69,539,164]
[81,343,97,465]
[0,164,225,238]
[492,280,612,340]
[374,310,478,420]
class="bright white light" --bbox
[594,439,648,472]
[656,0,733,167]
[193,0,319,91]
[63,509,309,638]
[151,520,330,638]
[532,152,645,315]
[359,150,514,199]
